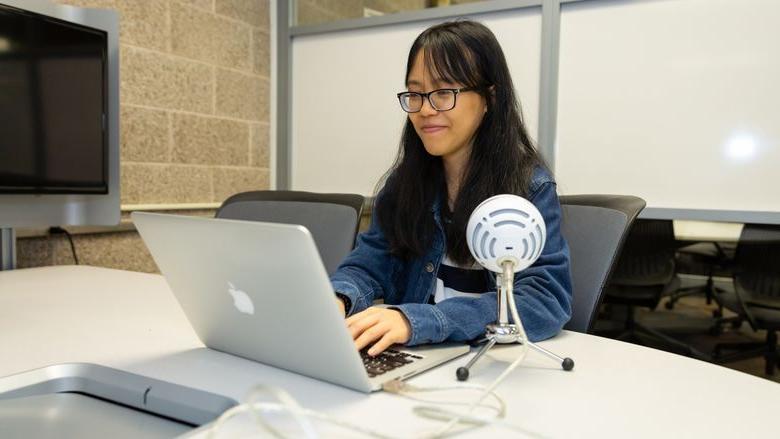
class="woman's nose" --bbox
[419,96,437,116]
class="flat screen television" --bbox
[0,3,108,194]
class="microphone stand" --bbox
[456,260,575,381]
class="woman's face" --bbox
[406,51,487,163]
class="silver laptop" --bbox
[132,212,470,393]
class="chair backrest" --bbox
[734,224,780,302]
[608,219,677,285]
[216,191,365,274]
[559,195,646,333]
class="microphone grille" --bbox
[466,195,546,273]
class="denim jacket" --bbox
[330,167,572,345]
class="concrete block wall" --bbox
[17,0,271,272]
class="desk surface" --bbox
[673,220,743,243]
[1,266,777,438]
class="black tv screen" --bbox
[0,4,108,194]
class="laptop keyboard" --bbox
[360,349,422,378]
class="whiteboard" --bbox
[291,9,542,196]
[556,0,780,222]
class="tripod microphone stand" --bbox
[456,259,575,380]
[455,194,575,381]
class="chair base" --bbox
[713,330,778,376]
[665,275,726,317]
[615,323,710,361]
[709,314,744,336]
[604,305,709,361]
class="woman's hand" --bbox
[346,307,412,356]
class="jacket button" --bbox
[425,262,434,273]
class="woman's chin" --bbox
[423,143,449,157]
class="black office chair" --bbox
[216,191,365,274]
[559,195,646,334]
[600,219,706,358]
[713,224,780,375]
[665,240,735,316]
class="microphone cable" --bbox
[206,343,540,439]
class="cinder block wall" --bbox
[15,0,425,272]
[17,0,271,272]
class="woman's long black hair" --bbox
[375,20,545,265]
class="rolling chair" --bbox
[665,240,735,316]
[216,191,365,274]
[559,195,646,333]
[713,224,780,375]
[600,219,707,359]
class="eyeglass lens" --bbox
[401,90,456,112]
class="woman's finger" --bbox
[367,330,400,356]
[345,306,379,326]
[353,323,389,352]
[346,313,380,339]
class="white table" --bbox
[1,266,777,438]
[673,220,743,243]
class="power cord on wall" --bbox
[49,227,79,265]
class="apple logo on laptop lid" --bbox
[227,281,255,315]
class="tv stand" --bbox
[1,228,15,271]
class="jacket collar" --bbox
[431,194,441,213]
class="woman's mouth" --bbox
[422,125,446,134]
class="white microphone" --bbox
[466,194,546,273]
[456,194,573,381]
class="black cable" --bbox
[49,227,79,265]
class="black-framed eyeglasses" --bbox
[396,87,478,113]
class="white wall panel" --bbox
[557,0,780,220]
[292,9,542,195]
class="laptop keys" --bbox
[360,349,422,378]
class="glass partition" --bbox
[293,0,487,27]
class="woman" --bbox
[331,20,572,356]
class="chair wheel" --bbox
[665,301,674,310]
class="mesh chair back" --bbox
[735,224,780,302]
[559,195,646,333]
[610,220,677,286]
[216,191,364,275]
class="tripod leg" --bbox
[456,338,498,381]
[526,341,575,371]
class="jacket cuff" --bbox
[390,303,449,346]
[334,293,352,316]
[330,280,364,316]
